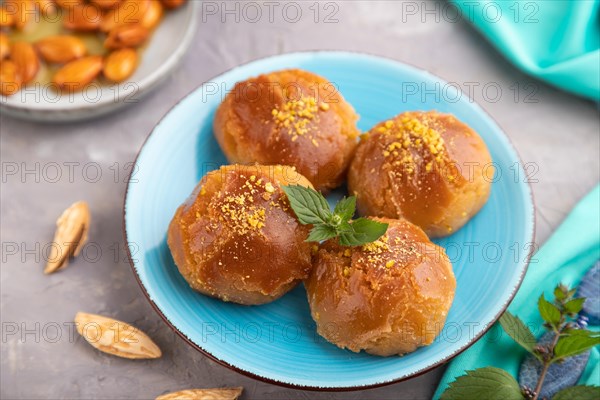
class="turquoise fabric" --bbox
[434,185,600,398]
[453,0,600,101]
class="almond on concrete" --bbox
[0,60,22,96]
[52,55,103,92]
[10,41,39,83]
[36,35,87,63]
[160,0,184,10]
[100,0,149,32]
[156,388,243,400]
[104,24,149,49]
[63,4,102,31]
[74,312,162,359]
[140,0,163,30]
[89,0,122,9]
[0,33,9,60]
[103,48,137,82]
[44,201,90,274]
[0,6,15,27]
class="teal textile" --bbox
[434,185,600,398]
[453,0,600,101]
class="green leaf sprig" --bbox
[282,185,388,246]
[442,284,600,400]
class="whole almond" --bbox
[104,24,149,49]
[156,388,243,400]
[100,0,149,32]
[36,35,87,63]
[3,0,35,30]
[54,0,83,9]
[89,0,122,9]
[52,55,103,92]
[103,48,137,82]
[0,60,22,96]
[140,0,163,30]
[44,201,90,274]
[63,4,102,31]
[0,33,9,60]
[10,41,39,83]
[0,6,15,27]
[160,0,184,9]
[75,312,162,359]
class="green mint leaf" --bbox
[333,196,356,223]
[564,297,586,314]
[552,385,600,400]
[538,295,561,328]
[554,285,566,301]
[440,367,524,400]
[283,186,388,247]
[282,185,332,225]
[562,329,600,338]
[499,312,537,353]
[553,334,600,361]
[338,218,388,247]
[306,224,337,242]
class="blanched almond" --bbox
[104,24,149,49]
[36,35,87,63]
[10,41,39,83]
[44,201,90,274]
[52,55,103,92]
[0,33,9,60]
[103,48,137,82]
[160,0,184,9]
[156,388,243,400]
[89,0,122,9]
[140,0,163,30]
[0,60,22,96]
[100,0,149,32]
[63,4,102,31]
[0,6,14,27]
[75,312,162,359]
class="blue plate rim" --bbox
[123,50,537,391]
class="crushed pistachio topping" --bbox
[209,174,287,235]
[361,235,389,254]
[311,244,319,255]
[271,96,328,146]
[354,233,423,271]
[376,114,447,175]
[358,235,391,266]
[219,193,266,234]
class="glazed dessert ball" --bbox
[167,164,314,305]
[305,218,455,357]
[213,69,360,192]
[348,111,493,238]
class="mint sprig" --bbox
[282,185,388,246]
[443,284,600,400]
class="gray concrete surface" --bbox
[1,1,599,399]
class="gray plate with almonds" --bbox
[0,0,198,122]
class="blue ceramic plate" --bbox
[124,51,535,390]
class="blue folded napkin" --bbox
[453,0,600,101]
